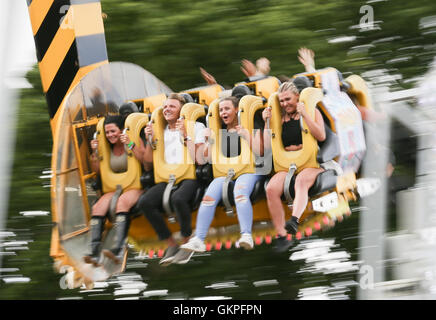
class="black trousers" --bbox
[137,179,198,240]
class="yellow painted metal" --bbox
[235,76,280,101]
[182,84,223,106]
[345,74,374,110]
[293,67,337,89]
[269,87,323,173]
[137,93,167,114]
[151,103,206,184]
[208,95,264,179]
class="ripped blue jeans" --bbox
[195,173,262,241]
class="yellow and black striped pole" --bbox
[26,0,109,131]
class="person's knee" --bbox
[137,193,158,212]
[91,202,106,217]
[266,182,280,199]
[201,195,216,207]
[295,174,311,190]
[235,194,249,204]
[115,197,130,212]
[171,192,187,207]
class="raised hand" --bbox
[91,139,99,151]
[200,67,217,85]
[144,123,153,140]
[298,47,315,72]
[235,125,249,141]
[296,102,307,118]
[120,132,130,145]
[240,59,257,78]
[176,118,187,138]
[262,106,272,122]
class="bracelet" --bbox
[183,135,192,146]
[127,141,135,150]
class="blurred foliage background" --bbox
[100,0,436,90]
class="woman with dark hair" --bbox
[84,115,146,266]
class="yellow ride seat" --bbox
[151,103,207,185]
[299,68,366,173]
[96,113,149,193]
[142,93,167,114]
[207,95,266,216]
[268,87,324,174]
[345,74,374,110]
[234,76,280,102]
[208,95,265,180]
[182,84,223,106]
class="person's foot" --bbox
[172,249,195,265]
[238,233,254,250]
[83,254,101,267]
[272,235,294,253]
[285,216,299,235]
[180,236,206,253]
[102,248,123,265]
[159,245,179,266]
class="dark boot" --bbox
[285,216,299,235]
[272,235,294,253]
[83,216,106,267]
[103,212,130,264]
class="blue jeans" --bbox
[195,173,262,241]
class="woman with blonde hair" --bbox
[263,81,326,253]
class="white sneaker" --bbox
[180,236,206,253]
[172,249,195,264]
[238,233,254,250]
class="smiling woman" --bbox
[85,114,146,266]
[263,81,326,253]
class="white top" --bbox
[164,121,206,164]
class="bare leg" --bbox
[104,189,143,264]
[92,192,115,217]
[115,189,143,213]
[265,172,288,237]
[292,168,324,220]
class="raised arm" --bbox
[143,123,154,170]
[200,67,218,85]
[261,107,272,151]
[120,130,152,171]
[298,47,316,73]
[196,127,212,165]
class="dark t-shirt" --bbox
[221,113,264,158]
[281,118,302,148]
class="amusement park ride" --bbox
[26,0,380,289]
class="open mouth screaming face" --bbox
[219,100,238,126]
